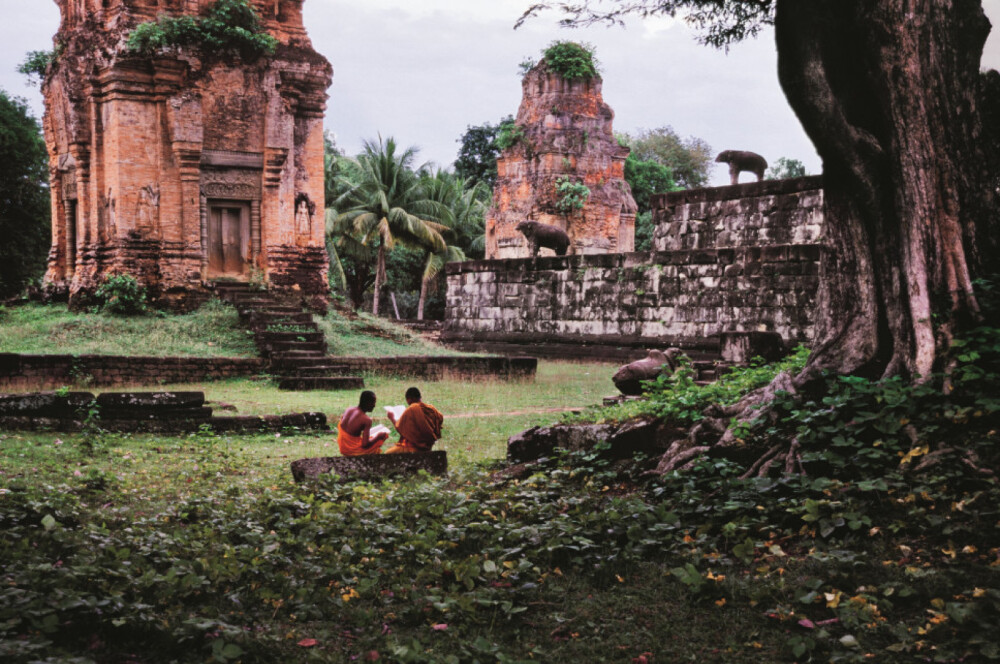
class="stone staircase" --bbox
[211,282,365,391]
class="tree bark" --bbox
[417,276,428,321]
[372,245,386,316]
[775,0,993,380]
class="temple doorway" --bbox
[207,202,250,277]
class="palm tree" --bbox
[331,137,451,316]
[415,171,491,319]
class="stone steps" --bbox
[210,281,365,393]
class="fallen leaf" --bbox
[297,638,318,648]
[431,624,448,631]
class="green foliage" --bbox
[634,211,655,251]
[518,57,538,76]
[454,115,512,189]
[127,0,278,60]
[92,274,150,316]
[1,337,999,661]
[495,120,527,152]
[554,177,591,214]
[619,126,713,189]
[0,90,50,299]
[624,154,679,214]
[567,346,811,426]
[541,41,599,81]
[16,49,59,86]
[766,156,808,180]
[327,136,451,315]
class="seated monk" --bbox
[385,387,443,454]
[338,390,389,456]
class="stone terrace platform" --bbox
[0,353,537,391]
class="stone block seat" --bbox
[212,282,366,392]
[290,451,448,483]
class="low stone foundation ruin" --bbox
[445,175,825,358]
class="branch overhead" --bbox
[515,0,775,47]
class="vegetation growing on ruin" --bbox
[554,176,591,213]
[494,119,527,152]
[93,274,150,317]
[541,41,599,81]
[16,48,60,86]
[127,0,278,59]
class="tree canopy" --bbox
[454,116,513,190]
[619,127,711,190]
[0,90,50,300]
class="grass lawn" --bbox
[0,301,465,359]
[0,301,257,357]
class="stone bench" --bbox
[290,451,448,483]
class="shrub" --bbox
[542,41,599,81]
[127,0,278,60]
[17,48,60,86]
[494,120,526,152]
[93,274,150,316]
[554,177,591,214]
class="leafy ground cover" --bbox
[2,333,999,662]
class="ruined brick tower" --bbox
[42,0,332,308]
[486,58,637,259]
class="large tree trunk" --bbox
[775,0,993,381]
[655,0,996,475]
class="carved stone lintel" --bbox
[200,168,262,201]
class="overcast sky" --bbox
[2,0,999,186]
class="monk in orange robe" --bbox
[338,390,389,456]
[385,387,443,454]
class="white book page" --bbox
[369,425,391,437]
[384,405,406,420]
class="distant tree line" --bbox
[0,89,50,301]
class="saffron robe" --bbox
[387,402,443,453]
[338,422,383,456]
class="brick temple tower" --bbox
[42,0,332,308]
[486,59,637,259]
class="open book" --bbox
[369,425,391,438]
[383,405,406,420]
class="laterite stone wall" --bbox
[445,177,826,355]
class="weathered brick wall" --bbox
[43,0,332,309]
[444,246,821,352]
[652,176,824,251]
[0,354,266,391]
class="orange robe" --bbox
[385,402,443,454]
[338,422,383,456]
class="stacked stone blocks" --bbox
[446,176,825,353]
